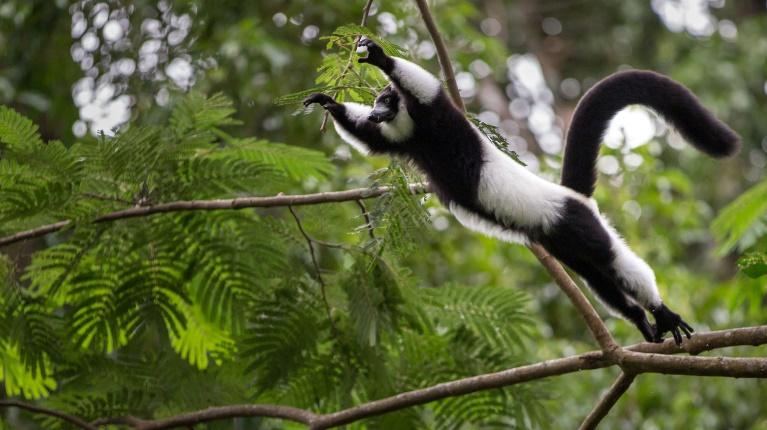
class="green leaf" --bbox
[712,179,767,253]
[738,252,767,278]
[170,92,241,135]
[469,115,526,166]
[0,105,43,150]
[217,138,333,181]
[419,284,533,351]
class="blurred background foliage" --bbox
[1,0,766,428]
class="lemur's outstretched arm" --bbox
[357,38,443,106]
[303,93,402,155]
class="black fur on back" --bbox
[562,70,741,197]
[399,90,486,211]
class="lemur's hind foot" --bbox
[650,303,694,345]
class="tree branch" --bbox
[0,183,430,248]
[4,325,766,429]
[0,399,98,430]
[413,0,465,111]
[92,405,318,429]
[527,243,618,352]
[579,372,636,430]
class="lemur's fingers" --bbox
[671,327,682,346]
[680,321,694,339]
[303,93,334,107]
[356,38,386,65]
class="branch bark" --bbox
[413,0,465,111]
[11,325,760,430]
[579,372,636,430]
[0,399,98,430]
[0,183,430,248]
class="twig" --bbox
[355,199,376,240]
[0,183,430,248]
[287,205,338,336]
[579,372,636,430]
[92,405,318,429]
[320,0,376,131]
[413,0,465,111]
[0,399,98,430]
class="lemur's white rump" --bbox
[332,102,373,155]
[391,58,442,104]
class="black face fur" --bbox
[368,86,400,123]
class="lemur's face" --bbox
[368,86,400,123]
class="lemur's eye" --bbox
[383,97,391,104]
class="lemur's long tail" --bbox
[561,70,740,197]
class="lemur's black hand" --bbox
[303,93,336,108]
[650,303,694,345]
[357,38,390,69]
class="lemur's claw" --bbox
[650,303,693,345]
[356,38,386,66]
[303,93,335,108]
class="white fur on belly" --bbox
[449,203,529,244]
[333,102,372,155]
[391,58,441,104]
[474,129,568,232]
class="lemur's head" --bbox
[368,85,400,123]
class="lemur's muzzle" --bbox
[368,107,396,123]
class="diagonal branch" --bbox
[413,0,465,111]
[0,399,98,430]
[528,243,618,352]
[579,372,636,430]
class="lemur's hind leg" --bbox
[555,251,657,342]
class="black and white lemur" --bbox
[304,38,740,344]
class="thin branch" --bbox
[320,0,375,131]
[0,399,98,430]
[355,199,376,240]
[528,243,618,353]
[93,405,318,430]
[0,220,71,247]
[579,372,636,430]
[287,205,338,336]
[413,0,465,111]
[0,183,430,248]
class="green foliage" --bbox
[469,115,526,166]
[737,252,767,279]
[712,179,767,253]
[0,94,540,429]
